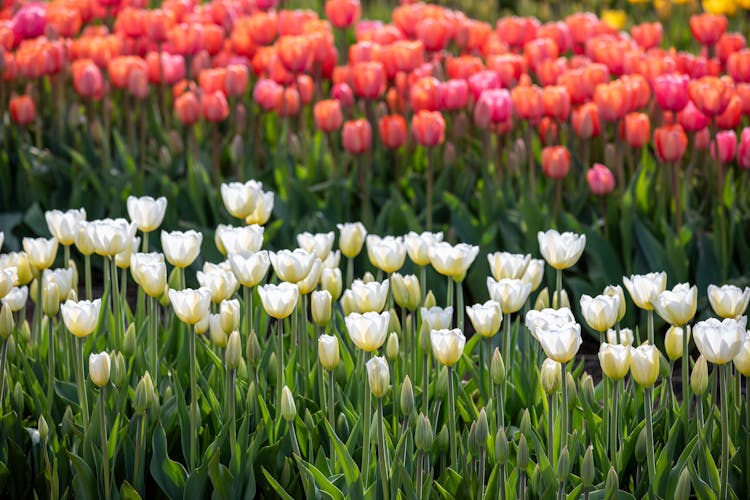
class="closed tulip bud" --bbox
[517,434,529,470]
[467,422,477,452]
[541,358,562,394]
[416,412,434,452]
[281,386,296,422]
[691,355,709,395]
[664,326,687,361]
[0,303,14,339]
[675,467,691,499]
[491,348,505,385]
[436,366,449,400]
[582,445,595,488]
[557,446,570,483]
[400,376,414,416]
[225,331,241,370]
[5,336,14,362]
[603,285,627,322]
[303,290,329,327]
[123,323,136,357]
[581,374,595,406]
[38,415,49,443]
[42,282,60,317]
[391,273,421,311]
[388,309,401,336]
[475,409,489,448]
[386,332,399,361]
[423,291,436,310]
[519,409,531,437]
[246,330,261,368]
[134,373,152,416]
[89,352,110,387]
[419,319,431,352]
[110,352,126,387]
[535,288,550,310]
[321,268,342,301]
[630,344,660,387]
[605,467,619,497]
[337,222,367,259]
[20,320,30,344]
[13,382,24,415]
[318,334,340,372]
[566,372,578,406]
[496,427,509,465]
[367,356,390,398]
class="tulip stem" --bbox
[720,364,730,500]
[561,361,568,454]
[363,351,372,485]
[99,388,111,500]
[0,338,7,416]
[479,447,486,500]
[496,382,504,431]
[149,297,158,385]
[554,269,562,309]
[35,269,44,344]
[227,367,236,454]
[46,314,55,416]
[73,336,89,435]
[647,310,654,346]
[670,161,682,236]
[346,257,354,290]
[644,387,656,496]
[547,394,555,468]
[110,258,121,348]
[244,286,252,342]
[681,333,690,437]
[503,314,512,397]
[416,451,424,500]
[85,255,92,301]
[448,366,457,469]
[189,325,198,472]
[455,279,464,333]
[426,147,434,231]
[745,380,749,498]
[63,245,70,270]
[377,398,389,500]
[422,350,429,414]
[328,370,336,466]
[610,380,618,468]
[133,412,145,495]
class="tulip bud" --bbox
[605,467,619,497]
[491,348,505,385]
[664,326,686,361]
[62,406,74,438]
[110,352,126,387]
[400,376,414,417]
[581,374,595,407]
[553,289,570,309]
[517,434,529,470]
[220,300,240,334]
[13,382,24,414]
[6,336,15,362]
[123,323,136,357]
[67,289,78,302]
[388,309,401,336]
[321,268,343,301]
[556,446,570,484]
[247,330,261,368]
[281,386,296,422]
[226,331,242,369]
[311,290,332,327]
[436,366,449,400]
[30,279,38,305]
[691,355,709,395]
[135,372,153,415]
[636,426,648,463]
[0,303,14,339]
[495,427,509,465]
[424,291,436,309]
[89,352,111,387]
[475,409,489,448]
[566,372,578,406]
[362,272,375,284]
[267,353,278,388]
[209,315,227,348]
[436,425,449,452]
[675,467,691,499]
[534,288,550,310]
[367,356,390,398]
[659,351,672,379]
[337,412,350,438]
[519,409,531,437]
[42,282,60,317]
[531,463,543,493]
[468,422,477,453]
[582,445,595,488]
[20,320,30,344]
[415,412,434,452]
[541,358,562,395]
[386,332,399,361]
[38,415,49,442]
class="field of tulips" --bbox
[3,0,750,498]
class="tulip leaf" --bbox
[150,423,187,500]
[260,466,295,500]
[688,460,717,500]
[65,450,98,500]
[295,456,346,500]
[120,480,142,500]
[323,419,361,490]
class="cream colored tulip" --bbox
[127,196,167,233]
[89,352,111,387]
[732,332,750,376]
[606,327,634,346]
[0,267,17,299]
[1,286,28,312]
[197,267,239,303]
[345,311,389,352]
[623,272,667,311]
[215,224,264,255]
[598,343,631,380]
[525,307,576,341]
[258,282,298,319]
[391,273,421,311]
[537,230,586,270]
[311,290,332,326]
[161,230,202,268]
[603,285,627,322]
[664,325,690,361]
[297,258,322,295]
[579,294,620,332]
[86,219,136,257]
[168,287,212,325]
[367,235,406,273]
[337,222,367,258]
[23,237,58,270]
[404,231,443,267]
[487,277,532,314]
[350,279,389,313]
[321,267,342,301]
[45,208,86,246]
[367,356,390,398]
[429,242,479,280]
[707,284,750,319]
[421,306,453,331]
[630,344,660,387]
[115,236,140,269]
[487,252,531,281]
[318,334,340,371]
[535,321,582,364]
[466,301,502,338]
[693,317,745,365]
[430,328,466,367]
[228,251,270,287]
[61,298,102,337]
[0,252,32,285]
[43,268,74,299]
[521,259,545,292]
[653,283,697,326]
[221,181,260,219]
[130,252,167,298]
[244,190,274,225]
[270,249,315,283]
[297,232,335,260]
[540,358,562,394]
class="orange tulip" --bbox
[276,35,311,73]
[9,95,36,126]
[594,80,629,122]
[175,90,201,126]
[654,125,688,163]
[342,119,372,154]
[314,99,343,133]
[541,146,571,179]
[511,84,543,121]
[325,0,361,29]
[688,76,735,116]
[622,112,650,148]
[689,13,727,47]
[225,64,249,97]
[352,61,386,99]
[412,110,445,147]
[445,55,484,80]
[379,115,407,149]
[542,86,571,122]
[410,76,440,113]
[571,102,601,139]
[72,59,103,99]
[631,22,662,50]
[202,90,229,122]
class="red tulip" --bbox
[445,55,484,80]
[688,76,735,117]
[202,91,229,122]
[410,76,440,113]
[511,84,543,121]
[594,80,629,122]
[728,49,750,83]
[416,17,450,52]
[276,35,312,73]
[690,13,727,47]
[331,82,355,107]
[379,115,408,149]
[342,119,372,154]
[711,130,737,164]
[587,163,615,195]
[738,128,750,169]
[314,99,343,133]
[325,0,361,29]
[277,87,300,117]
[652,73,689,113]
[737,83,750,115]
[716,95,742,130]
[9,94,36,126]
[438,80,469,111]
[622,112,650,148]
[541,146,571,179]
[717,33,746,65]
[199,68,227,95]
[411,110,446,147]
[175,90,201,126]
[352,61,386,99]
[542,85,571,121]
[677,101,710,132]
[571,103,601,139]
[631,22,662,50]
[11,2,46,41]
[654,125,688,163]
[496,16,539,49]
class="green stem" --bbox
[745,380,749,499]
[328,370,336,465]
[497,383,504,431]
[456,279,464,332]
[681,336,690,437]
[85,255,92,301]
[228,368,236,453]
[133,413,145,495]
[416,452,424,500]
[64,245,70,270]
[46,315,55,416]
[149,297,158,385]
[480,337,486,402]
[448,366,457,469]
[610,380,618,468]
[645,387,656,493]
[479,448,486,500]
[346,257,354,290]
[519,472,526,500]
[189,325,198,472]
[422,351,429,413]
[363,351,372,484]
[377,398,390,500]
[244,286,251,341]
[426,147,434,231]
[555,269,562,309]
[720,365,730,500]
[548,394,555,468]
[0,339,6,416]
[503,315,512,397]
[446,275,453,310]
[499,465,506,500]
[111,258,121,348]
[561,362,569,453]
[647,309,654,345]
[74,337,89,434]
[289,421,302,457]
[276,319,284,405]
[35,269,44,344]
[99,388,111,500]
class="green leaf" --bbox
[208,450,235,500]
[65,450,98,500]
[150,423,187,500]
[295,456,345,500]
[323,419,361,488]
[260,466,295,500]
[120,480,142,500]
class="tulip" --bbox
[168,287,211,326]
[622,112,650,149]
[607,327,634,346]
[428,242,479,280]
[61,299,101,338]
[216,225,264,256]
[688,76,734,117]
[487,278,532,315]
[473,89,512,128]
[297,258,322,295]
[318,334,340,372]
[297,232,335,261]
[0,269,17,301]
[321,268,343,302]
[345,311,389,352]
[366,356,390,398]
[522,259,545,292]
[221,181,260,220]
[711,130,737,164]
[487,252,531,281]
[314,99,343,133]
[228,251,270,289]
[571,103,601,139]
[623,272,667,311]
[631,342,660,483]
[386,332,399,361]
[693,317,745,365]
[690,13,727,47]
[733,333,750,376]
[412,110,446,147]
[653,283,697,326]
[404,231,443,268]
[342,119,372,155]
[23,237,58,271]
[197,268,238,304]
[580,294,620,334]
[325,0,361,29]
[653,125,688,163]
[245,190,274,226]
[311,290,332,327]
[349,279,389,313]
[269,249,315,284]
[9,95,36,126]
[466,301,502,338]
[653,74,690,112]
[337,222,367,260]
[46,208,87,248]
[586,164,615,196]
[0,252,31,287]
[89,352,111,388]
[43,268,74,300]
[391,273,421,311]
[258,282,299,320]
[599,343,631,381]
[367,235,406,274]
[535,321,582,364]
[379,115,408,150]
[1,286,27,312]
[708,284,750,318]
[538,230,586,271]
[160,230,202,274]
[421,306,454,331]
[175,91,201,126]
[541,146,571,180]
[541,358,562,395]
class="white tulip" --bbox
[537,229,586,270]
[623,272,667,311]
[45,208,86,246]
[127,196,167,233]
